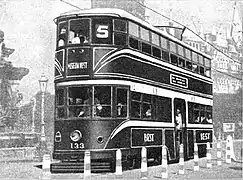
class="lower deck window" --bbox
[129,37,139,50]
[188,102,212,124]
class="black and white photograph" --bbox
[0,0,242,179]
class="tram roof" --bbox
[56,8,212,59]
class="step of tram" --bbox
[51,161,112,173]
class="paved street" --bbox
[0,140,242,179]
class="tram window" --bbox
[114,33,126,46]
[141,42,151,54]
[192,52,198,62]
[114,19,127,32]
[193,104,200,123]
[151,32,160,46]
[116,88,128,117]
[142,94,152,119]
[199,66,205,75]
[156,96,172,122]
[198,55,204,65]
[69,19,90,45]
[170,54,178,65]
[94,86,112,117]
[92,18,112,44]
[169,41,177,54]
[205,58,211,68]
[162,50,169,62]
[185,48,191,59]
[140,27,150,42]
[178,45,184,57]
[129,37,139,50]
[56,88,65,119]
[152,46,161,58]
[129,21,139,37]
[188,102,193,123]
[186,61,192,70]
[178,58,185,68]
[56,89,64,105]
[192,63,198,73]
[205,106,212,124]
[161,37,168,49]
[189,103,212,124]
[205,68,211,77]
[57,22,68,48]
[131,92,142,118]
[68,87,91,117]
[56,108,65,119]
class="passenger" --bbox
[58,28,67,47]
[175,108,182,144]
[206,114,212,124]
[117,103,123,116]
[175,108,182,130]
[145,108,151,118]
[201,115,207,124]
[194,115,200,123]
[71,33,88,44]
[78,89,102,117]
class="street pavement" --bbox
[51,140,243,180]
[0,140,242,179]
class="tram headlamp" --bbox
[70,130,82,142]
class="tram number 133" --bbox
[70,143,85,149]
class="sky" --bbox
[0,0,240,103]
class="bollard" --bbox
[193,143,199,171]
[115,149,123,178]
[216,140,222,166]
[84,150,91,179]
[140,147,148,179]
[206,142,212,167]
[206,142,212,168]
[178,144,184,175]
[226,136,231,164]
[161,146,168,179]
[41,154,51,180]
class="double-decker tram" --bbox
[52,8,213,173]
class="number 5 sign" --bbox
[96,25,109,38]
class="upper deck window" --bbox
[140,27,150,42]
[152,32,160,46]
[68,19,90,45]
[170,41,177,54]
[92,18,112,44]
[161,37,168,49]
[129,22,139,37]
[57,22,68,48]
[114,19,127,46]
[192,52,198,62]
[185,48,191,60]
[114,19,127,32]
[178,45,184,57]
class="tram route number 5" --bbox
[96,25,109,38]
[70,142,85,149]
